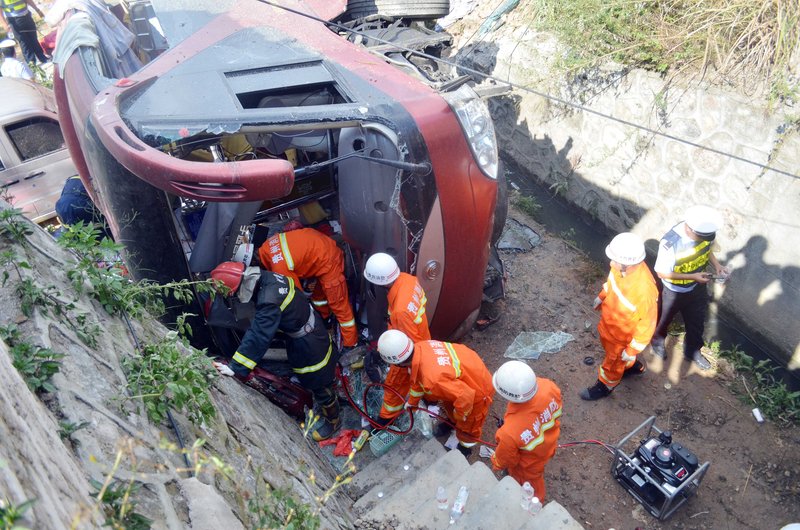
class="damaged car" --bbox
[54,0,506,353]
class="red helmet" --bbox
[211,261,245,293]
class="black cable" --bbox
[254,0,800,181]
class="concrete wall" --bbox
[454,19,800,369]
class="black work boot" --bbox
[433,422,454,438]
[311,397,341,442]
[650,341,667,359]
[579,380,612,401]
[456,443,474,458]
[685,351,712,371]
[622,360,646,379]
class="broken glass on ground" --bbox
[497,218,541,252]
[503,331,575,360]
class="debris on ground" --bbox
[503,331,575,360]
[497,218,541,252]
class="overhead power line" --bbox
[256,0,800,181]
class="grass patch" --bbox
[710,342,800,425]
[524,0,799,98]
[511,192,542,219]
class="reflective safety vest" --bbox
[661,225,711,286]
[1,0,29,16]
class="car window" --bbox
[5,117,66,161]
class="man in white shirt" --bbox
[0,38,33,79]
[651,205,729,370]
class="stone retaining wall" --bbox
[453,12,800,369]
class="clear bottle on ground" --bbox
[449,485,469,524]
[521,481,534,510]
[529,496,543,515]
[436,486,448,510]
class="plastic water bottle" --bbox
[436,486,448,510]
[520,481,534,510]
[449,485,469,524]
[529,496,543,515]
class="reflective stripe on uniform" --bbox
[444,342,462,378]
[413,295,427,324]
[279,280,295,311]
[293,342,333,374]
[1,0,27,14]
[409,388,425,398]
[382,402,404,412]
[340,318,356,328]
[312,299,328,306]
[232,351,256,370]
[608,272,637,313]
[521,408,562,451]
[599,366,620,385]
[629,338,648,351]
[278,232,295,270]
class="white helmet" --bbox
[364,253,400,285]
[685,205,721,240]
[493,361,538,403]
[377,329,414,364]
[605,232,646,266]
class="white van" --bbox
[0,77,76,223]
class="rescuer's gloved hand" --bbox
[495,416,505,428]
[212,361,235,377]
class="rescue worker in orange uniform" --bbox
[580,232,659,400]
[257,226,358,347]
[491,360,562,502]
[377,330,493,457]
[362,253,431,424]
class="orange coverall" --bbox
[596,262,658,387]
[258,228,358,346]
[491,378,562,501]
[406,341,493,445]
[379,273,431,420]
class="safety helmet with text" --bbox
[377,329,414,364]
[211,261,245,293]
[493,360,538,403]
[364,253,401,286]
[685,205,721,241]
[605,232,646,266]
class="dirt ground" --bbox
[457,205,800,530]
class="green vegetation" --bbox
[122,335,217,426]
[0,324,63,394]
[59,420,91,445]
[0,208,33,245]
[249,485,321,530]
[711,342,800,425]
[89,478,152,530]
[57,222,217,319]
[0,497,35,530]
[511,192,541,219]
[525,0,799,98]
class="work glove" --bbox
[593,296,602,309]
[212,361,235,377]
